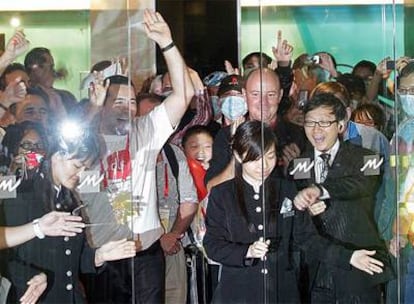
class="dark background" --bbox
[156,0,238,78]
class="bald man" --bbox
[205,68,307,188]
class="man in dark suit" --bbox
[291,93,393,303]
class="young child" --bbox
[182,125,213,201]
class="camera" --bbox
[386,60,395,70]
[311,55,320,65]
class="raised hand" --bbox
[143,9,173,49]
[224,60,240,75]
[376,57,391,80]
[318,52,337,78]
[39,211,85,237]
[19,273,47,304]
[271,30,293,66]
[4,30,30,60]
[1,77,26,108]
[350,250,384,275]
[89,71,110,107]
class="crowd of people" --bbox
[0,7,412,304]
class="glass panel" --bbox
[241,2,402,303]
[0,1,141,303]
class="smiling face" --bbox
[245,69,282,124]
[304,106,342,152]
[101,84,137,135]
[17,129,45,155]
[241,145,277,183]
[15,94,49,126]
[183,132,213,164]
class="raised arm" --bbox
[0,30,30,74]
[143,9,194,127]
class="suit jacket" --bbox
[292,141,394,295]
[0,167,98,303]
[204,176,354,304]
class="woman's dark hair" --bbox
[351,103,386,131]
[304,93,347,122]
[232,121,277,222]
[0,121,48,173]
[182,125,213,148]
[24,47,51,73]
[49,121,105,167]
[0,63,27,90]
[336,73,366,101]
[398,61,414,86]
[352,60,376,76]
[242,52,272,69]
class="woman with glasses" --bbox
[0,121,47,178]
[0,121,136,303]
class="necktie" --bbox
[319,153,330,183]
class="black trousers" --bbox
[81,240,165,304]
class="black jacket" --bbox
[204,176,354,304]
[291,141,394,295]
[0,165,99,303]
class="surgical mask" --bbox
[399,94,414,117]
[220,96,247,121]
[210,96,221,117]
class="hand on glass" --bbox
[388,234,408,258]
[246,237,270,259]
[39,211,85,237]
[20,272,47,304]
[350,249,384,275]
[143,9,173,50]
[95,238,136,266]
[271,30,293,66]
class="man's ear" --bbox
[337,120,346,132]
[234,151,243,164]
[345,107,352,122]
[278,89,284,103]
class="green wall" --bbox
[0,11,91,100]
[241,5,404,73]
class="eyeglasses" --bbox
[304,120,338,128]
[20,142,45,151]
[397,87,414,95]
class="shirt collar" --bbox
[314,139,340,165]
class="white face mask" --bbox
[399,94,414,117]
[220,95,247,121]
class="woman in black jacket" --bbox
[203,120,385,303]
[1,122,136,303]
